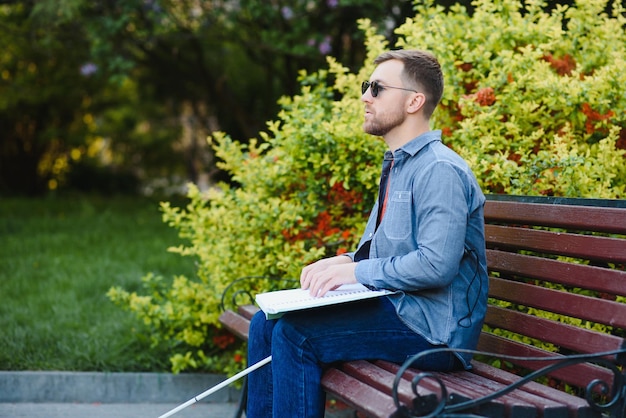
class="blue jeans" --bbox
[246,297,461,418]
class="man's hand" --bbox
[300,255,358,297]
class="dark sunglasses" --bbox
[361,81,417,97]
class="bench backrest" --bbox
[481,195,626,392]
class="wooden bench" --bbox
[219,195,626,418]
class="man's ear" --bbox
[407,93,426,114]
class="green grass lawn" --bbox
[0,195,196,372]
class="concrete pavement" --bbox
[0,371,356,418]
[0,402,239,418]
[0,371,240,404]
[0,370,242,418]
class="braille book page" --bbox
[255,283,392,319]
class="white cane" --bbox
[157,355,272,418]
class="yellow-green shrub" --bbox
[108,0,626,373]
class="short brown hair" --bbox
[374,50,443,119]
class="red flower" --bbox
[475,87,496,106]
[328,182,362,208]
[581,103,614,135]
[542,53,577,76]
[457,62,473,72]
[213,333,236,349]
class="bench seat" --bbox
[219,195,626,418]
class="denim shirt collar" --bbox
[388,130,443,159]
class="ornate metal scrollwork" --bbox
[583,356,626,417]
[390,369,448,418]
[391,347,626,418]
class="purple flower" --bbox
[281,6,294,20]
[327,0,339,8]
[80,63,98,76]
[318,37,332,55]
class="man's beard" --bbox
[363,108,405,137]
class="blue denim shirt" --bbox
[348,130,488,369]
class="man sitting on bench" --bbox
[246,49,490,418]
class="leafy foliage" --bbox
[0,3,99,193]
[1,0,414,195]
[414,0,626,197]
[109,0,626,373]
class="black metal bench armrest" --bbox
[391,347,626,418]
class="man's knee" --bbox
[249,310,273,345]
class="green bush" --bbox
[108,0,626,374]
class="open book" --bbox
[255,283,392,319]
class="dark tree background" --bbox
[5,0,590,195]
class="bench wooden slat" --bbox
[374,358,550,417]
[488,276,626,329]
[487,250,626,296]
[378,359,575,418]
[376,360,514,417]
[441,369,570,418]
[434,372,539,418]
[485,306,625,355]
[339,360,439,409]
[218,310,251,340]
[484,200,626,235]
[321,368,397,418]
[485,224,626,263]
[238,304,260,319]
[477,333,614,391]
[469,361,597,418]
[379,358,593,418]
